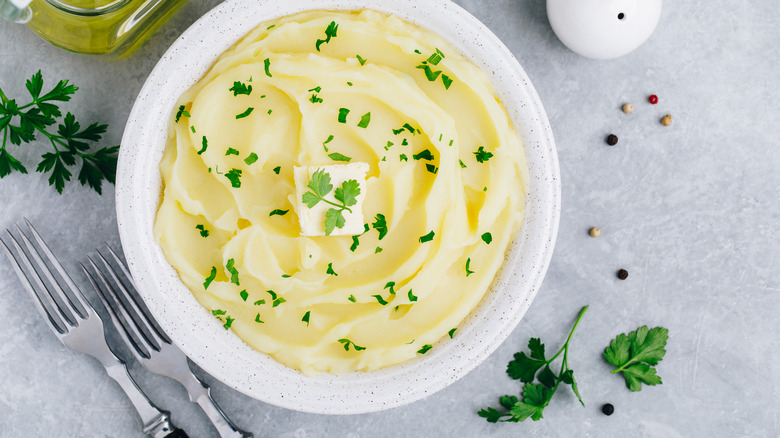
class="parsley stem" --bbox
[314,194,353,213]
[545,305,588,364]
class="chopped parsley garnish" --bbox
[338,338,365,351]
[223,316,234,329]
[481,232,493,244]
[417,344,433,354]
[427,48,445,65]
[315,21,339,51]
[272,166,281,174]
[465,258,475,277]
[281,274,291,278]
[357,112,371,128]
[350,236,360,252]
[255,314,264,323]
[356,54,367,65]
[438,134,443,142]
[426,164,438,174]
[375,247,383,253]
[417,64,442,82]
[384,282,396,294]
[442,74,453,89]
[348,294,357,303]
[347,82,353,86]
[225,147,239,156]
[309,94,323,104]
[195,224,209,238]
[229,81,252,96]
[448,328,457,338]
[328,152,352,162]
[267,109,272,115]
[419,230,435,243]
[326,262,338,276]
[302,311,311,326]
[338,108,350,123]
[266,24,275,30]
[372,214,388,240]
[191,125,196,133]
[385,141,394,150]
[175,105,191,123]
[413,149,434,161]
[301,169,360,235]
[236,107,254,119]
[211,309,226,316]
[266,290,278,300]
[269,209,288,216]
[240,290,248,301]
[400,154,408,162]
[272,297,286,307]
[414,49,422,54]
[408,289,418,302]
[203,266,217,289]
[224,168,242,188]
[474,146,494,163]
[322,134,334,152]
[402,138,409,146]
[225,258,240,285]
[253,299,265,305]
[449,139,454,146]
[198,136,208,155]
[244,152,258,165]
[459,159,467,168]
[263,58,272,77]
[372,294,389,305]
[309,86,322,92]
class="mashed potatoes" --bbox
[155,9,527,375]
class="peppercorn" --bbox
[602,403,615,416]
[606,134,619,146]
[589,227,601,237]
[617,269,629,280]
[622,103,634,114]
[648,94,658,104]
[661,114,672,126]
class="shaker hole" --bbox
[618,12,625,20]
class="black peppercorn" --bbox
[617,269,629,280]
[606,134,619,146]
[602,403,615,416]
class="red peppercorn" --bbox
[648,94,658,104]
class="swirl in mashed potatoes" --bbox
[155,9,527,375]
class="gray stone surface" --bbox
[1,0,778,436]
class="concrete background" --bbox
[1,0,778,436]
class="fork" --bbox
[0,220,187,438]
[82,245,253,438]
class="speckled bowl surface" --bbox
[116,0,559,414]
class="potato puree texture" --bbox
[155,9,528,375]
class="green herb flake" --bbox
[413,149,434,161]
[323,134,334,152]
[253,299,265,306]
[338,338,366,352]
[223,316,234,329]
[400,154,408,162]
[449,139,454,146]
[372,294,389,306]
[338,107,350,123]
[236,107,254,119]
[385,141,394,150]
[195,224,209,238]
[224,168,242,188]
[302,311,311,326]
[481,232,493,244]
[348,294,357,303]
[372,214,388,240]
[408,289,418,302]
[417,344,433,354]
[269,209,289,217]
[266,24,275,30]
[384,282,396,294]
[448,328,457,338]
[347,81,353,86]
[356,54,367,65]
[419,230,435,243]
[264,58,272,77]
[225,147,239,156]
[211,309,226,316]
[226,258,240,285]
[326,262,338,276]
[375,247,383,253]
[315,21,339,51]
[229,81,252,96]
[459,159,467,168]
[417,64,442,82]
[281,274,291,278]
[267,109,273,115]
[328,152,352,162]
[402,138,409,146]
[266,290,278,300]
[198,136,208,155]
[175,105,191,123]
[441,74,453,89]
[272,297,286,307]
[191,125,196,133]
[465,258,475,277]
[425,163,438,174]
[350,235,360,252]
[203,266,217,289]
[474,146,494,163]
[255,313,264,323]
[357,112,371,128]
[243,152,258,165]
[273,166,281,174]
[240,290,249,301]
[309,93,323,104]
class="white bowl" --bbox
[116,0,559,414]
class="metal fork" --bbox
[82,245,252,438]
[0,220,186,438]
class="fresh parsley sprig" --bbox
[0,70,119,194]
[479,306,588,423]
[604,325,668,391]
[301,168,360,235]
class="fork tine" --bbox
[1,235,67,335]
[82,262,149,362]
[23,218,90,318]
[103,245,172,344]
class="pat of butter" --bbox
[294,163,369,236]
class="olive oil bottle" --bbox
[0,0,187,57]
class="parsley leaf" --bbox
[481,232,493,244]
[269,209,288,216]
[338,338,365,351]
[372,214,388,240]
[225,258,240,285]
[235,107,254,119]
[175,105,191,123]
[302,311,311,326]
[413,149,434,161]
[604,326,668,391]
[356,54,367,65]
[328,152,351,162]
[419,230,435,243]
[338,107,350,123]
[316,21,339,51]
[465,258,475,276]
[244,152,258,165]
[326,262,338,276]
[407,289,418,302]
[229,81,252,96]
[302,170,360,235]
[474,146,494,163]
[203,266,217,289]
[224,168,242,188]
[480,306,588,423]
[357,112,371,128]
[195,224,209,237]
[263,58,272,77]
[417,344,433,354]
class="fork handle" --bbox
[180,373,253,438]
[103,361,179,438]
